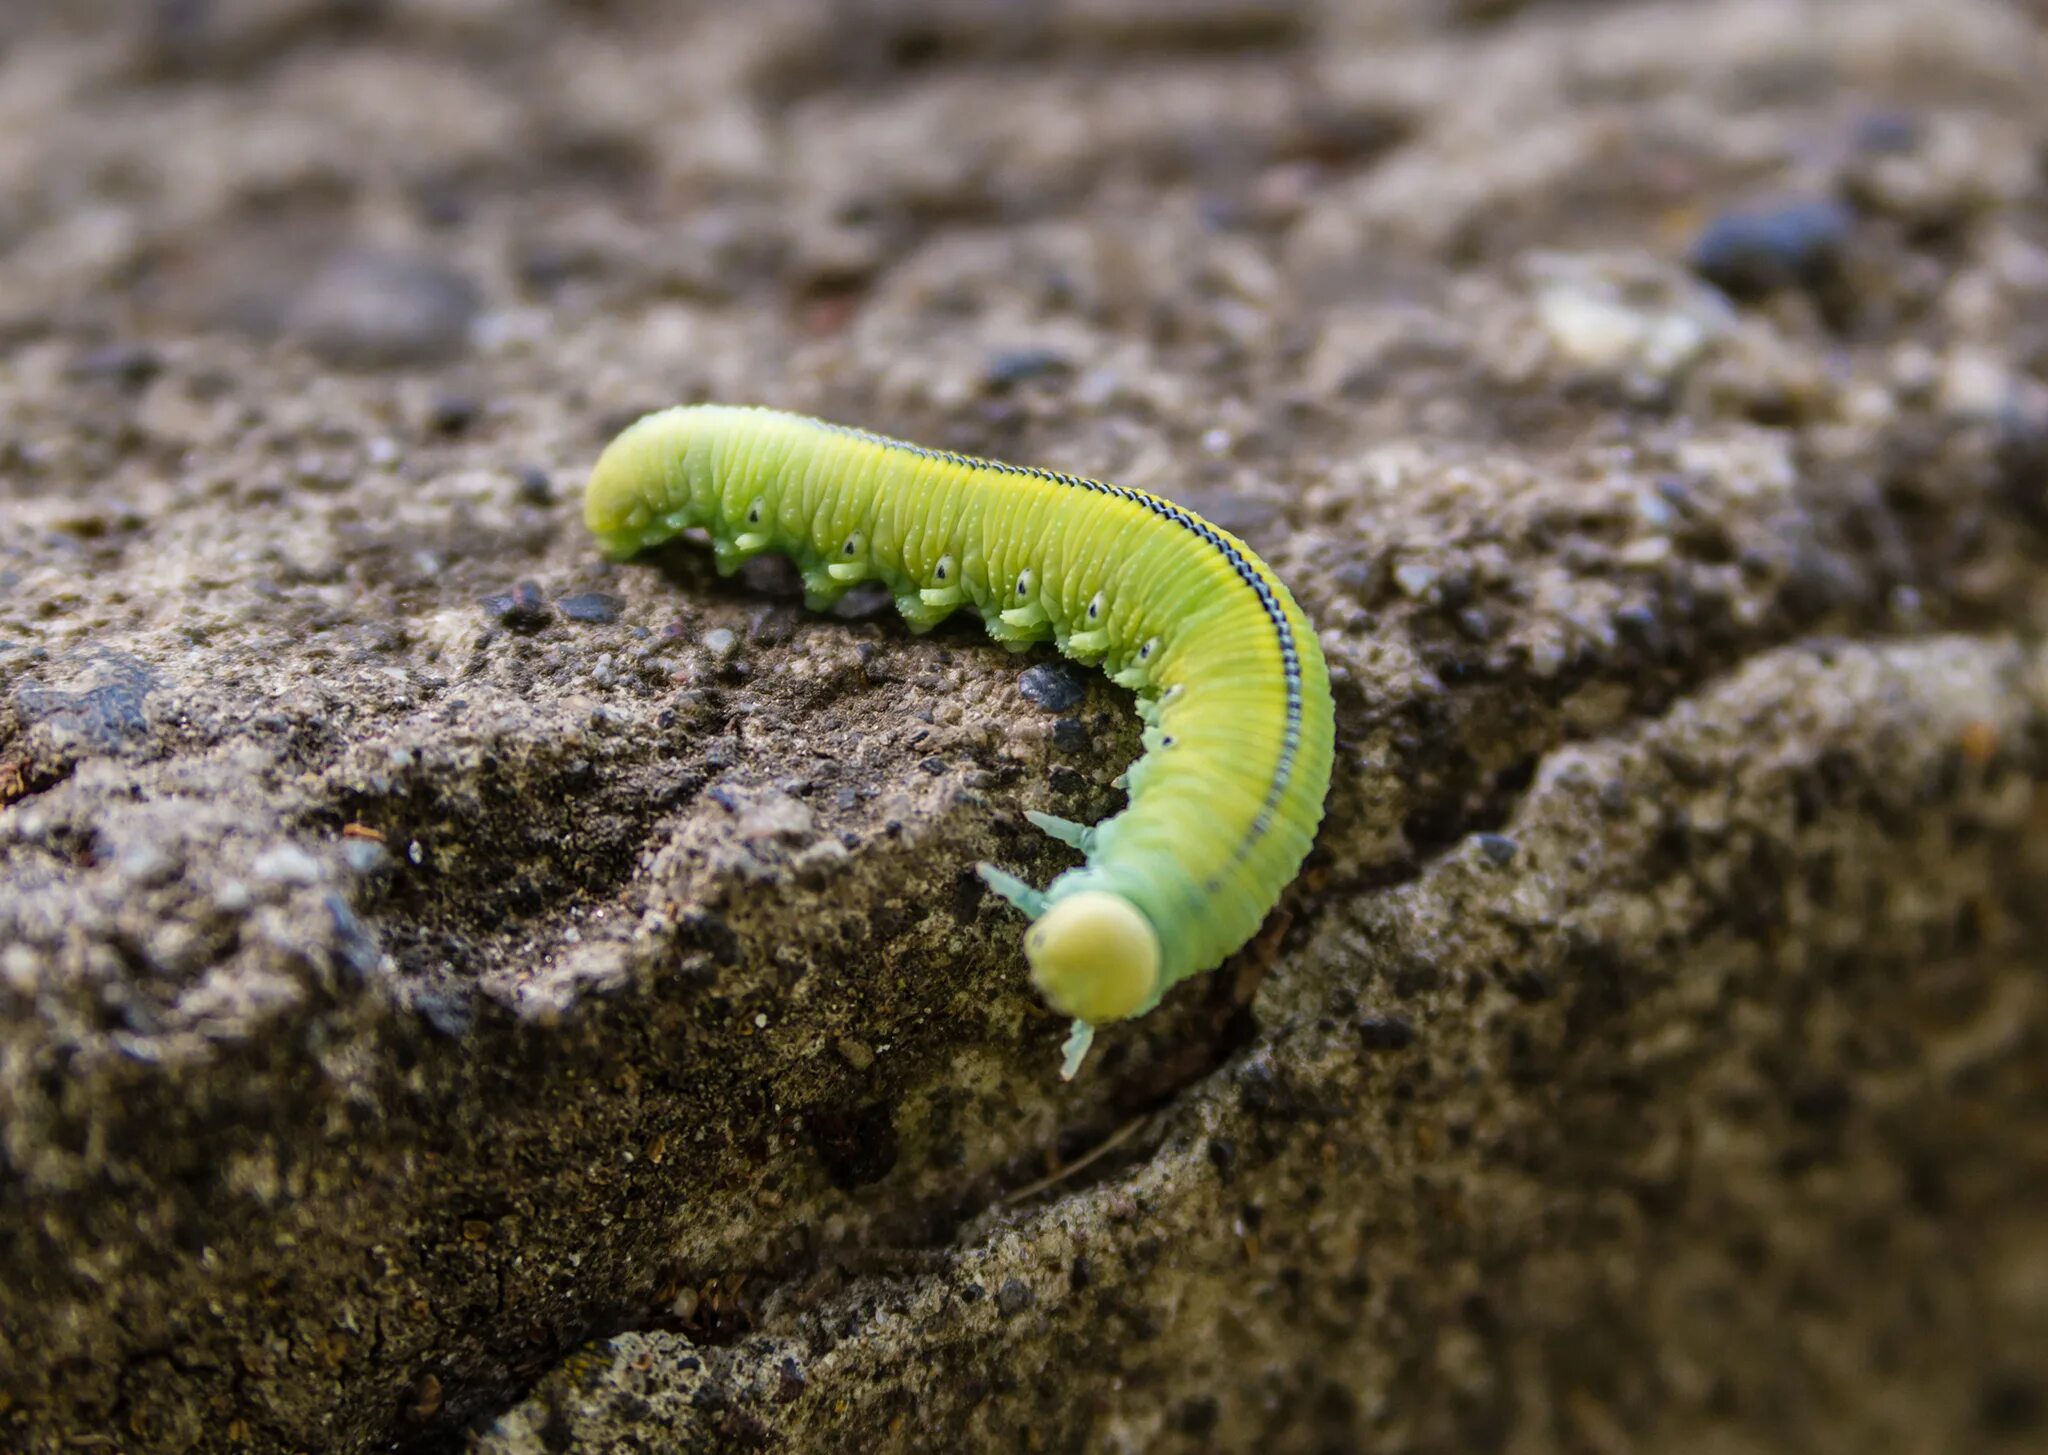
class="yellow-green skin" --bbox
[586,404,1334,1075]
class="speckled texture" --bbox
[1,1,2045,1452]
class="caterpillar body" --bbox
[586,405,1335,1076]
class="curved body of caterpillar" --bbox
[586,405,1334,1075]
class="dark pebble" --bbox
[919,756,947,775]
[1614,603,1665,655]
[428,394,480,434]
[70,343,162,389]
[776,1357,806,1403]
[1356,1013,1417,1052]
[1689,198,1853,300]
[960,1283,984,1303]
[1019,662,1086,712]
[1474,833,1518,866]
[1433,570,1474,612]
[983,347,1071,389]
[995,1277,1035,1316]
[481,580,550,630]
[1051,717,1091,754]
[707,786,740,813]
[514,465,554,504]
[291,249,480,367]
[557,592,625,624]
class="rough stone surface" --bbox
[1,2,2045,1453]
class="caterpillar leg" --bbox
[1063,629,1110,660]
[1024,809,1095,853]
[896,591,963,632]
[1060,1020,1096,1080]
[985,616,1049,651]
[977,862,1048,917]
[800,565,848,613]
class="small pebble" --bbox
[342,839,394,877]
[1356,1013,1417,1052]
[70,343,162,389]
[1689,198,1852,300]
[983,347,1071,389]
[252,843,322,885]
[1392,560,1438,600]
[428,394,480,434]
[114,842,178,886]
[1051,717,1091,754]
[481,581,549,630]
[557,592,625,624]
[1019,663,1086,712]
[514,465,554,504]
[702,627,737,655]
[996,1278,1035,1316]
[1474,833,1518,866]
[1613,603,1664,654]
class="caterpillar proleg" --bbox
[586,405,1335,1076]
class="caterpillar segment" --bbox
[586,404,1335,1077]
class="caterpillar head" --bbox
[1024,892,1160,1023]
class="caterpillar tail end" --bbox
[1060,1021,1096,1080]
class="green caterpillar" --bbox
[586,405,1334,1076]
